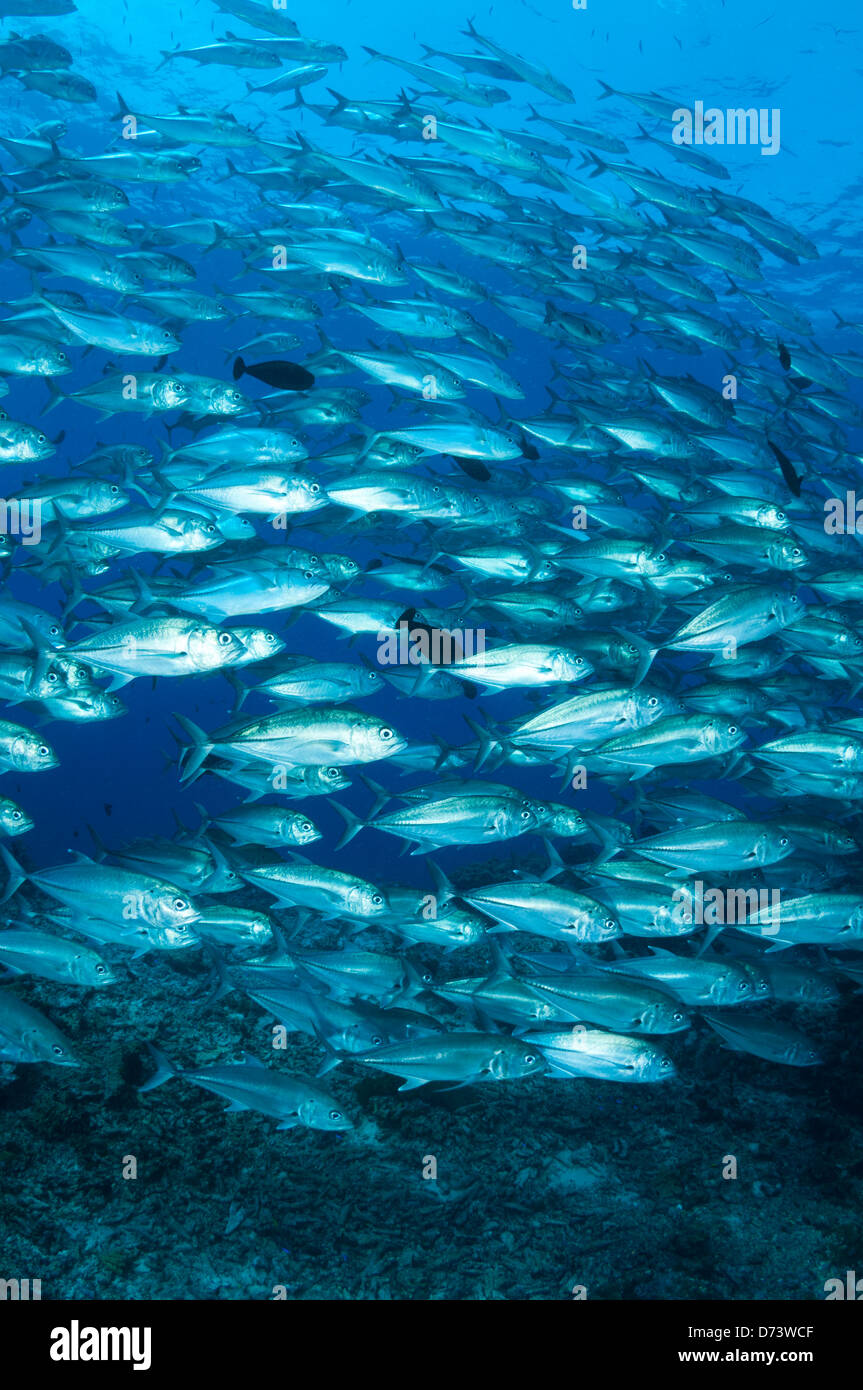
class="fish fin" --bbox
[174,713,215,782]
[579,814,618,864]
[540,839,567,882]
[0,843,26,901]
[330,800,367,849]
[138,1042,177,1092]
[40,376,64,415]
[426,857,456,904]
[241,1051,267,1068]
[358,773,390,819]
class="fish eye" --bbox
[52,1044,64,1055]
[523,1053,537,1065]
[110,485,119,494]
[779,837,789,846]
[301,822,312,833]
[47,672,58,683]
[738,980,750,993]
[328,1109,343,1121]
[605,918,616,930]
[10,810,22,821]
[218,632,233,645]
[520,809,532,820]
[304,570,314,580]
[49,625,60,636]
[368,672,380,681]
[371,1035,383,1047]
[647,696,658,707]
[291,439,300,448]
[38,434,47,444]
[729,725,738,735]
[372,894,383,906]
[96,963,107,974]
[38,745,50,756]
[379,728,394,740]
[673,1011,685,1023]
[173,897,188,911]
[660,1057,673,1070]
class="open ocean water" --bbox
[0,0,862,1318]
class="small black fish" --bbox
[768,439,802,497]
[233,357,315,391]
[454,457,491,483]
[518,432,539,461]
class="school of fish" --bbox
[1,0,862,1133]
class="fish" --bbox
[702,1014,823,1067]
[0,989,80,1066]
[232,357,316,390]
[352,1032,547,1090]
[0,928,115,986]
[141,1047,352,1130]
[521,1027,676,1082]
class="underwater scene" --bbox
[0,0,862,1308]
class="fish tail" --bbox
[331,800,367,849]
[0,843,26,901]
[358,773,391,819]
[232,356,245,381]
[463,714,505,771]
[174,714,214,782]
[40,376,64,415]
[138,1042,178,1092]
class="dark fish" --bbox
[518,432,539,461]
[768,439,802,497]
[454,457,491,482]
[232,356,315,391]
